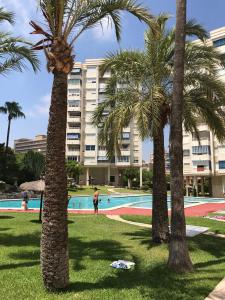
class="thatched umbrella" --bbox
[20,180,45,221]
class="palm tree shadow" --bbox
[0,215,15,219]
[122,228,162,249]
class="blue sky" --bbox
[0,0,225,161]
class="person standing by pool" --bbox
[21,190,29,210]
[93,187,99,214]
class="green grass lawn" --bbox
[68,186,150,196]
[113,188,151,194]
[122,215,225,235]
[1,213,225,299]
[68,185,110,196]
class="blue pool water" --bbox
[0,195,224,210]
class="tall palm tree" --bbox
[30,0,153,291]
[167,0,193,272]
[93,16,225,244]
[0,101,25,152]
[0,6,39,76]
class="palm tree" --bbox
[30,0,153,290]
[0,6,39,76]
[92,16,225,244]
[167,0,193,272]
[0,101,25,152]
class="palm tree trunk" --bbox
[6,116,11,151]
[3,116,11,178]
[41,71,69,290]
[167,0,193,272]
[152,124,169,243]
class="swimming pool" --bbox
[0,195,224,210]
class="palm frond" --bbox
[0,7,14,25]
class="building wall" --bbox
[14,135,47,155]
[183,26,225,197]
[66,59,142,186]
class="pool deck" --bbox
[1,202,225,216]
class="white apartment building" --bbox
[66,59,142,186]
[183,27,225,197]
[14,135,47,155]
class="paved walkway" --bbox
[205,278,225,300]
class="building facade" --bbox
[183,27,225,197]
[14,135,47,155]
[66,59,142,186]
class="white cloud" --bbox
[92,17,115,41]
[0,0,38,37]
[27,94,50,118]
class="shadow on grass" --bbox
[0,228,11,232]
[0,215,15,219]
[0,232,40,247]
[0,261,39,271]
[122,228,164,249]
[30,220,42,224]
[189,234,225,258]
[1,217,225,300]
[69,237,129,271]
[67,260,220,300]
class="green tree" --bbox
[123,167,139,188]
[0,144,18,184]
[93,16,225,243]
[21,151,45,180]
[30,0,153,290]
[66,160,83,184]
[0,6,39,76]
[167,0,193,272]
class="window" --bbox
[192,160,211,170]
[68,79,80,85]
[68,145,80,151]
[68,122,81,129]
[97,156,109,162]
[122,132,130,140]
[67,156,80,162]
[86,145,95,151]
[192,131,210,140]
[99,146,106,151]
[68,100,80,107]
[87,66,96,70]
[68,89,80,96]
[192,146,210,155]
[134,158,139,163]
[110,176,115,182]
[67,133,80,140]
[121,144,130,150]
[219,161,225,169]
[213,38,225,48]
[118,156,130,162]
[87,78,96,83]
[69,111,81,117]
[71,68,81,75]
[197,165,205,172]
[85,133,96,137]
[84,157,95,161]
[183,149,190,156]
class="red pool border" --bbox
[1,202,225,216]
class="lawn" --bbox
[68,185,110,196]
[1,213,225,299]
[68,186,150,196]
[122,215,225,235]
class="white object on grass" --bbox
[110,260,135,269]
